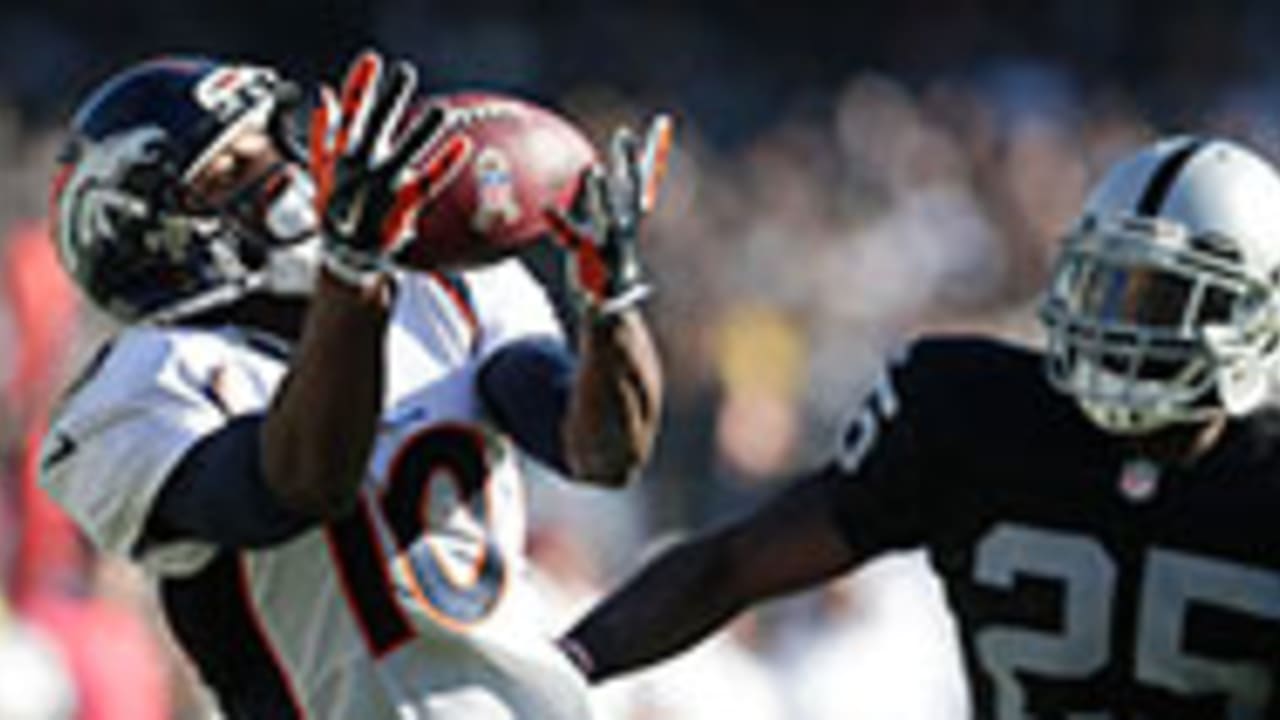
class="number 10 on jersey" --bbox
[326,424,509,656]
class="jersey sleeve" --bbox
[38,329,233,577]
[823,340,962,560]
[465,259,565,360]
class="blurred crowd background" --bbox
[3,0,1280,717]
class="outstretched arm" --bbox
[546,116,673,487]
[561,309,661,486]
[263,52,459,518]
[561,470,861,682]
[262,273,393,517]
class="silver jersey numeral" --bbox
[1137,548,1280,719]
[975,525,1115,720]
[973,523,1278,719]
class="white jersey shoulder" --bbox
[39,325,285,576]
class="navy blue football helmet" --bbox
[52,57,318,322]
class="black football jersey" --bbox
[826,336,1280,719]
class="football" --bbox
[396,91,598,270]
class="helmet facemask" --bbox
[1040,214,1280,434]
[176,150,322,308]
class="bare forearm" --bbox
[564,474,863,682]
[563,533,746,682]
[564,310,662,486]
[262,273,392,517]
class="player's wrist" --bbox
[578,283,651,327]
[318,253,396,308]
[321,242,392,292]
[599,281,653,316]
[575,249,652,320]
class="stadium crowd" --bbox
[2,0,1279,717]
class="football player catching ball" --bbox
[41,50,670,720]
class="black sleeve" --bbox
[825,342,951,559]
[476,337,575,475]
[143,414,316,549]
[826,337,1038,559]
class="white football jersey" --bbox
[40,261,592,720]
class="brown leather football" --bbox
[397,91,597,270]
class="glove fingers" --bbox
[548,117,667,314]
[583,165,611,234]
[390,132,469,209]
[387,105,449,181]
[380,133,471,253]
[336,51,382,162]
[543,206,590,251]
[550,202,609,300]
[309,84,341,213]
[609,127,640,220]
[379,179,425,253]
[414,133,470,198]
[638,114,673,213]
[610,126,638,179]
[308,85,340,158]
[359,60,417,166]
[571,235,609,301]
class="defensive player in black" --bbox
[559,135,1280,719]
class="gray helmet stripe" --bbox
[1135,137,1205,216]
